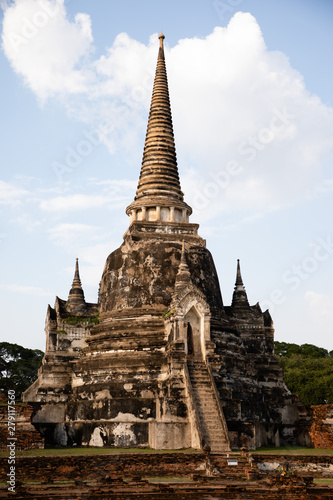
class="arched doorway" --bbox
[186,323,194,357]
[184,306,203,360]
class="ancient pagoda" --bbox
[24,34,298,451]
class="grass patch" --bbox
[313,478,333,486]
[145,476,193,483]
[0,447,199,458]
[253,446,333,456]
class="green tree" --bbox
[274,341,328,358]
[0,342,44,398]
[275,341,333,405]
[274,342,301,357]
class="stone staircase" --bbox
[187,360,230,453]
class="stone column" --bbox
[130,210,137,223]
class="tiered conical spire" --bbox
[67,258,86,311]
[231,260,249,308]
[72,258,82,289]
[135,33,181,201]
[126,34,192,224]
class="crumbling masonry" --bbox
[23,34,299,451]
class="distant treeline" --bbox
[274,341,333,405]
[0,342,44,398]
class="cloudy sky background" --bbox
[1,0,333,351]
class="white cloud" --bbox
[48,222,102,247]
[0,284,53,297]
[40,194,110,212]
[2,0,94,102]
[11,213,44,232]
[0,180,28,205]
[168,19,333,219]
[40,179,135,212]
[93,32,156,103]
[88,178,136,190]
[2,5,333,219]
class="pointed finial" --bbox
[175,241,191,288]
[157,33,165,61]
[235,259,244,288]
[72,257,82,288]
[67,257,86,311]
[231,259,249,308]
[158,33,165,48]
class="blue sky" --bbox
[1,0,333,351]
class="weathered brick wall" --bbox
[296,404,333,448]
[1,452,333,499]
[1,482,332,500]
[0,403,44,451]
[0,464,332,500]
[254,454,333,465]
[0,453,207,482]
[308,405,333,449]
[254,454,333,477]
[1,452,332,483]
